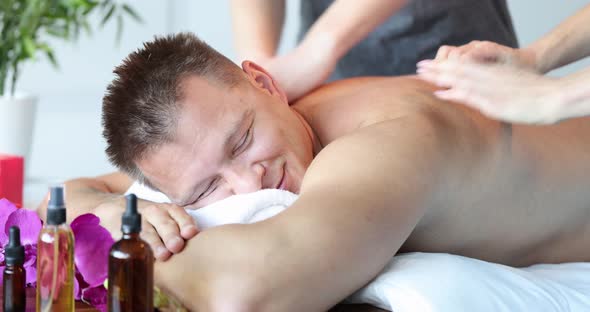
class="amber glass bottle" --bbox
[36,186,75,312]
[3,226,26,312]
[108,194,154,312]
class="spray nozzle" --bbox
[47,185,67,225]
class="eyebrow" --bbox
[177,109,253,206]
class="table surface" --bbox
[0,285,98,311]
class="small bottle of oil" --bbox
[36,186,75,312]
[3,226,26,312]
[108,194,154,311]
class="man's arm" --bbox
[37,171,198,260]
[155,112,462,311]
[37,172,132,222]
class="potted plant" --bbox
[0,0,140,159]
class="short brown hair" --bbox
[102,32,241,187]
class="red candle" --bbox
[0,154,24,207]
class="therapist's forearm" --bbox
[558,67,590,120]
[301,0,407,62]
[526,4,590,73]
[230,0,285,61]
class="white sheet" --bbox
[126,182,590,311]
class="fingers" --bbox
[417,59,473,88]
[435,45,453,60]
[167,204,199,239]
[418,58,497,87]
[417,59,502,115]
[140,222,173,261]
[432,41,510,64]
[142,204,186,255]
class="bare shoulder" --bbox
[293,76,503,147]
[297,91,508,222]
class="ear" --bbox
[241,60,288,104]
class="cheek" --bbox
[247,128,284,160]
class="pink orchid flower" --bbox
[0,198,114,311]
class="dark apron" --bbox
[299,0,518,80]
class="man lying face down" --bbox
[57,32,590,311]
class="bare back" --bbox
[293,76,590,266]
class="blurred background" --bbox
[19,0,590,205]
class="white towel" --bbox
[126,182,590,311]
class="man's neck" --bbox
[292,108,323,157]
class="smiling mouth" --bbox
[275,164,286,190]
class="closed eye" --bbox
[233,124,252,155]
[196,178,218,202]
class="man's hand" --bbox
[93,197,199,261]
[431,40,539,73]
[416,59,565,124]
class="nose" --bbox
[223,162,265,194]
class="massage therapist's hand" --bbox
[256,39,337,101]
[93,197,199,261]
[430,40,540,73]
[416,59,565,124]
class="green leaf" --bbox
[22,36,36,58]
[45,26,69,39]
[81,1,99,15]
[0,0,141,93]
[81,19,92,35]
[38,42,58,68]
[45,49,58,68]
[122,4,142,23]
[100,3,115,27]
[115,13,123,44]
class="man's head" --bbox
[103,33,316,207]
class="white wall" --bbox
[19,1,590,203]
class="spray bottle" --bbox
[36,186,75,312]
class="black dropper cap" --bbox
[121,194,142,234]
[47,186,66,225]
[5,226,25,266]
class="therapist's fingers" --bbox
[417,59,493,88]
[435,45,455,61]
[416,60,465,88]
[167,204,199,239]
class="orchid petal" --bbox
[71,214,114,287]
[23,244,36,268]
[25,264,37,285]
[5,208,42,245]
[74,274,81,300]
[82,286,108,312]
[0,198,18,246]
